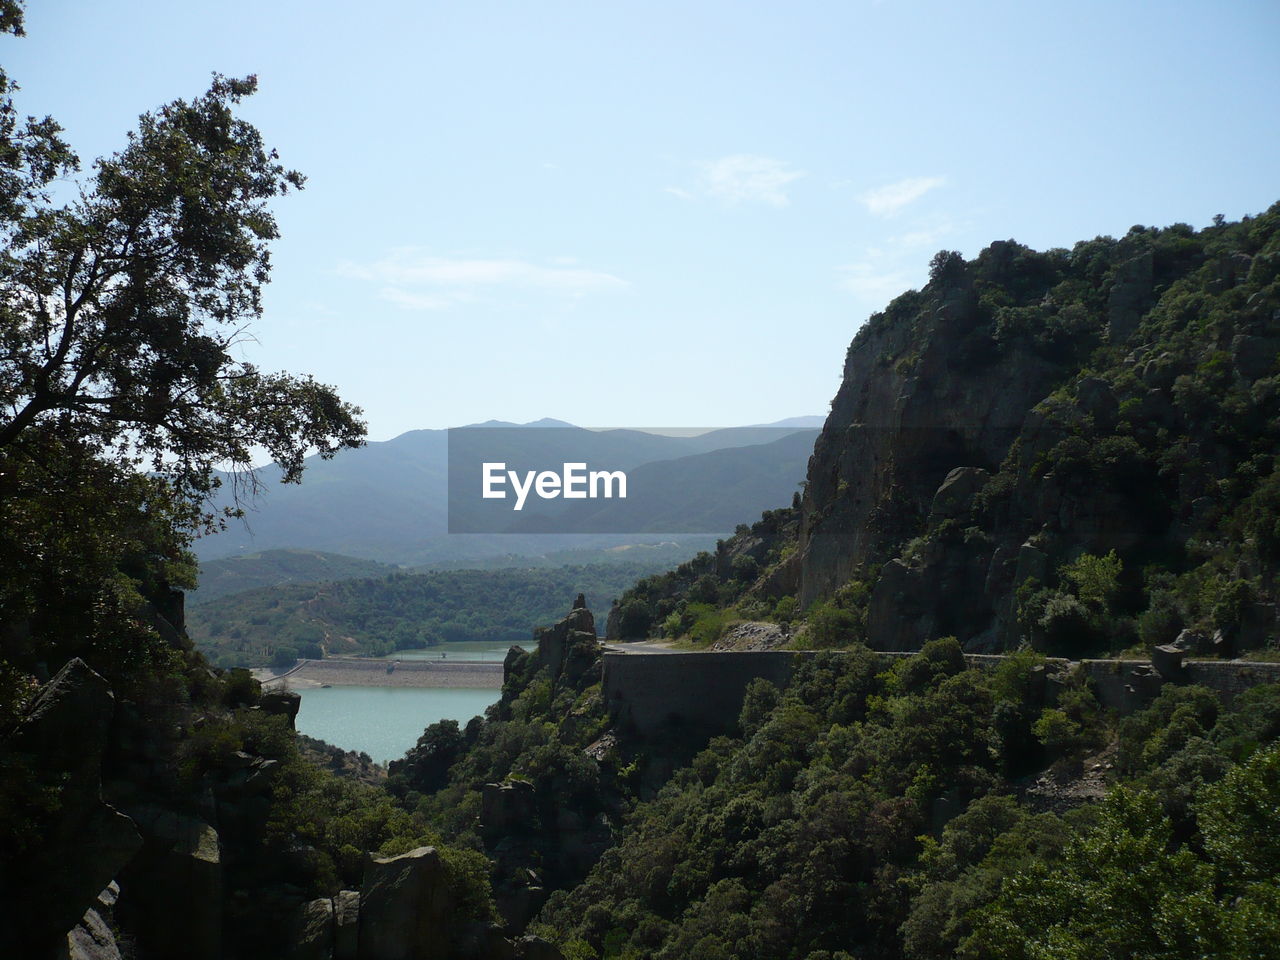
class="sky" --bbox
[7,1,1280,441]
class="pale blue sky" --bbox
[9,1,1279,440]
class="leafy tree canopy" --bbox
[0,10,363,524]
[0,5,364,699]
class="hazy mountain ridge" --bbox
[196,418,820,566]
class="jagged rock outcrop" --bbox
[532,603,599,689]
[260,688,302,727]
[797,251,1068,609]
[357,846,454,960]
[481,780,537,836]
[1106,245,1154,342]
[116,806,223,960]
[63,883,123,960]
[290,897,336,960]
[787,220,1280,655]
[0,658,142,960]
[334,889,360,960]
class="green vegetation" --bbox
[401,629,1280,959]
[190,549,398,605]
[0,13,492,954]
[188,561,670,666]
[1,34,1276,955]
[612,208,1280,665]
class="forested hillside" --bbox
[189,562,674,667]
[190,549,398,605]
[411,629,1279,959]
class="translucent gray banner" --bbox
[446,426,816,534]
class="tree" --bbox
[0,12,363,523]
[0,8,365,698]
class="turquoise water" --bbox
[294,686,501,765]
[381,639,527,662]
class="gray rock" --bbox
[260,688,302,727]
[1013,541,1049,591]
[1108,247,1154,342]
[1152,644,1186,679]
[1173,628,1209,654]
[334,890,360,960]
[710,621,787,651]
[481,780,536,836]
[358,846,454,960]
[117,807,222,960]
[866,559,932,651]
[64,907,121,960]
[290,897,335,960]
[928,467,990,523]
[1076,377,1118,421]
[0,659,142,959]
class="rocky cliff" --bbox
[610,208,1280,661]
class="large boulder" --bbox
[63,883,123,960]
[0,659,142,959]
[358,847,455,960]
[928,467,990,524]
[334,890,360,960]
[260,688,302,728]
[1107,246,1154,342]
[63,908,121,960]
[115,807,222,960]
[289,897,335,960]
[481,780,537,836]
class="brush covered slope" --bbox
[189,561,675,667]
[402,604,1280,960]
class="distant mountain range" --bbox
[193,417,822,571]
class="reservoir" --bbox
[291,639,515,764]
[294,685,501,765]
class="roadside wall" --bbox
[602,648,1280,739]
[603,652,796,739]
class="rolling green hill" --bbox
[188,560,677,667]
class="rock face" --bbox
[116,806,223,960]
[796,258,1067,609]
[290,897,335,960]
[710,621,787,651]
[533,604,599,689]
[357,846,455,960]
[260,688,303,727]
[64,884,124,960]
[928,467,991,524]
[481,780,537,836]
[0,658,142,960]
[1107,245,1154,342]
[334,890,361,960]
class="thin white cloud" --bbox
[890,220,954,249]
[340,251,628,311]
[859,176,946,217]
[377,288,465,312]
[663,186,695,201]
[837,262,914,302]
[703,154,806,207]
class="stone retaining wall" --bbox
[602,648,1280,739]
